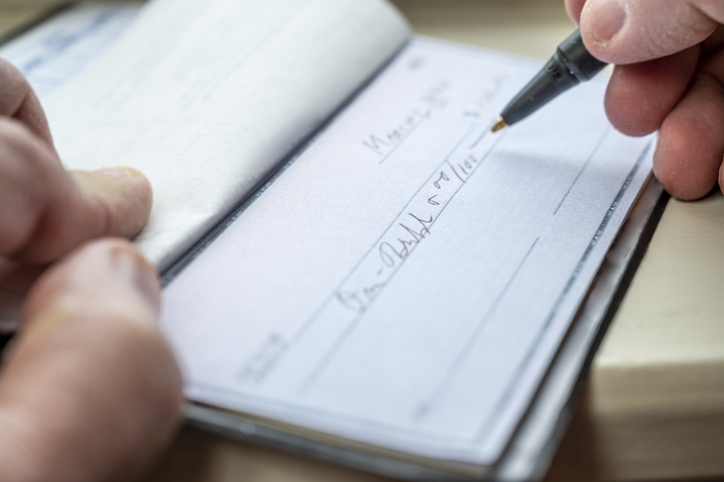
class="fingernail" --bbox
[586,0,626,42]
[94,166,149,195]
[88,167,153,235]
[95,166,142,181]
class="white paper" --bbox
[162,38,654,465]
[44,0,410,271]
[0,2,141,101]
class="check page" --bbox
[163,38,653,465]
[0,3,140,101]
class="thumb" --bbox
[0,118,153,264]
[579,0,724,64]
[0,239,183,481]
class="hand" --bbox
[566,0,724,200]
[0,58,183,481]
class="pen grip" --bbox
[558,29,607,81]
[498,29,608,127]
[500,55,579,125]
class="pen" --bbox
[492,29,608,133]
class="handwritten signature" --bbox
[362,80,450,157]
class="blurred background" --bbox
[1,0,577,61]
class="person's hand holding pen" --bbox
[567,0,724,200]
[0,58,183,480]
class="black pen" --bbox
[492,29,608,133]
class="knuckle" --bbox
[0,118,54,165]
[0,118,65,252]
[0,120,54,255]
[0,58,32,115]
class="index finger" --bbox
[0,58,55,151]
[565,0,587,25]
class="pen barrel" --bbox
[499,29,608,127]
[557,30,607,81]
[500,55,579,125]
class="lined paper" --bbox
[163,38,654,465]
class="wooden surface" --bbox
[546,192,724,482]
[2,1,724,481]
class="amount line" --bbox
[298,129,508,394]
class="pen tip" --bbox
[491,118,507,133]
